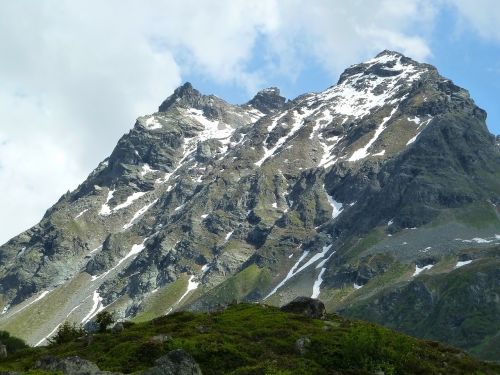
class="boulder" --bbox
[143,349,202,375]
[111,322,124,334]
[280,297,326,319]
[295,336,311,355]
[150,334,172,344]
[35,355,122,375]
[0,344,7,358]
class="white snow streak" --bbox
[349,108,397,161]
[7,290,50,318]
[167,275,200,315]
[255,108,314,167]
[74,209,88,219]
[91,239,148,280]
[412,264,433,277]
[225,231,234,241]
[123,199,158,230]
[99,189,115,216]
[265,245,333,299]
[324,187,343,219]
[81,291,104,324]
[113,192,146,212]
[455,260,473,268]
[311,268,326,299]
[35,323,61,347]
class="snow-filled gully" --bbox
[265,245,334,300]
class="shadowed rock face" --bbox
[280,297,326,319]
[0,51,499,359]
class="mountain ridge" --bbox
[0,50,498,360]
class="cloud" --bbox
[450,0,500,41]
[0,0,471,244]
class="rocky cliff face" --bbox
[0,50,499,359]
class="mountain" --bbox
[0,50,499,360]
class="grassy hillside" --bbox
[0,303,499,374]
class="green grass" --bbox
[191,265,272,308]
[454,202,499,229]
[132,275,189,323]
[0,304,498,374]
[344,229,386,260]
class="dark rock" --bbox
[142,349,202,375]
[280,297,326,319]
[111,322,124,334]
[246,87,287,114]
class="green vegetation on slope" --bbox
[0,304,498,374]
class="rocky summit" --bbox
[0,50,499,361]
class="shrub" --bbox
[0,330,28,353]
[48,322,86,345]
[95,311,114,332]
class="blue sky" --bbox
[0,0,499,244]
[188,4,500,134]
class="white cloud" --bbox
[0,0,453,244]
[450,0,500,41]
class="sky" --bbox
[0,0,499,244]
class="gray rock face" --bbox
[281,297,326,319]
[0,50,498,359]
[142,349,202,375]
[35,356,122,375]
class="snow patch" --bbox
[74,209,88,219]
[455,260,473,268]
[407,116,421,125]
[81,291,104,324]
[168,275,199,313]
[143,116,163,130]
[349,108,397,161]
[140,164,158,176]
[324,187,343,219]
[413,264,433,277]
[91,239,148,280]
[123,200,158,230]
[353,283,363,290]
[311,268,326,299]
[225,231,234,241]
[255,108,314,166]
[201,264,211,273]
[8,290,50,318]
[99,189,115,216]
[265,245,334,299]
[113,192,146,212]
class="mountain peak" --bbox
[374,49,405,59]
[158,82,203,112]
[246,86,287,114]
[337,50,432,85]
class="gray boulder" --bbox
[142,349,202,375]
[280,297,326,319]
[0,344,7,358]
[35,355,122,375]
[111,322,124,334]
[295,336,311,355]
